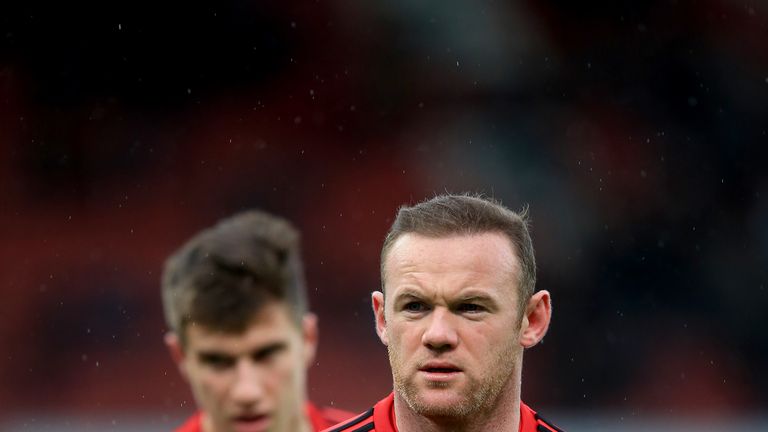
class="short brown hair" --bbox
[381,193,536,309]
[161,210,307,345]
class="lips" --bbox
[419,361,462,373]
[231,414,271,432]
[418,361,463,381]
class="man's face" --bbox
[167,302,317,432]
[374,232,527,419]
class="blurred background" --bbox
[1,1,766,431]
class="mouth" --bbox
[422,367,461,373]
[232,414,271,432]
[418,363,463,381]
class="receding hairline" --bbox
[377,194,537,316]
[380,230,522,290]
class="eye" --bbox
[253,343,287,362]
[403,301,427,313]
[457,303,485,313]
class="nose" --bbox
[421,308,458,352]
[230,360,265,406]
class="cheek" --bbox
[389,322,421,352]
[271,353,304,390]
[459,323,504,352]
[187,368,233,406]
[199,372,231,396]
[475,327,518,358]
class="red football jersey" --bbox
[174,402,353,432]
[322,393,564,432]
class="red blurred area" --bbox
[1,0,767,422]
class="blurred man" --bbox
[162,210,351,432]
[326,194,563,432]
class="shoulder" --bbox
[173,412,202,432]
[307,402,357,431]
[321,393,395,432]
[521,401,566,432]
[319,406,358,425]
[533,412,565,432]
[320,407,375,432]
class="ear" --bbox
[302,313,319,368]
[164,332,189,380]
[519,290,552,348]
[372,291,388,346]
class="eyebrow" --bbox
[197,351,234,363]
[455,287,499,299]
[392,288,500,305]
[453,291,500,310]
[391,287,427,302]
[252,342,287,358]
[195,341,288,359]
[456,293,495,303]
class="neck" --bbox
[278,397,312,432]
[393,380,522,432]
[287,413,313,432]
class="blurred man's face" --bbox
[167,302,317,432]
[374,232,526,419]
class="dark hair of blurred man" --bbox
[325,194,564,432]
[162,210,351,432]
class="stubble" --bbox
[388,340,519,420]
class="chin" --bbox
[411,389,473,418]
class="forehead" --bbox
[383,232,519,294]
[185,302,299,351]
